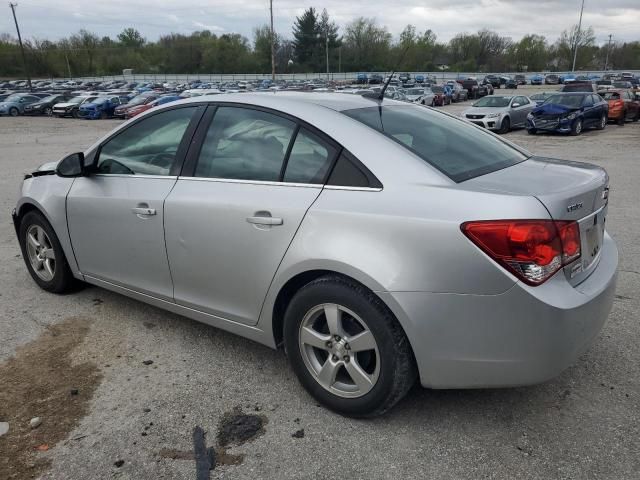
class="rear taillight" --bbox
[461,220,581,286]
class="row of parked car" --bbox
[461,87,639,135]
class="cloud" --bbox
[192,21,224,32]
[0,0,638,44]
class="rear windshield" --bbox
[343,105,527,182]
[601,92,620,100]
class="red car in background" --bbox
[600,89,640,125]
[113,92,159,118]
[124,95,182,119]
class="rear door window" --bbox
[194,107,296,181]
[283,128,337,184]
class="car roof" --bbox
[170,91,401,113]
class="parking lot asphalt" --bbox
[1,95,639,479]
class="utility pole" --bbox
[338,46,341,73]
[604,34,612,71]
[571,0,585,72]
[9,2,32,91]
[325,34,329,77]
[270,0,275,81]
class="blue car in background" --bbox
[526,92,608,136]
[530,74,544,85]
[78,95,127,119]
[560,73,576,84]
[356,73,368,84]
[0,93,43,116]
[415,74,425,83]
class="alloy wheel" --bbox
[298,303,380,399]
[25,225,56,282]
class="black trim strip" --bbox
[279,124,300,182]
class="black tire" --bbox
[283,275,417,418]
[9,107,19,117]
[634,111,639,122]
[18,210,77,293]
[570,118,583,136]
[617,113,625,126]
[527,128,537,135]
[72,108,80,119]
[44,107,53,116]
[498,116,511,134]
[596,113,607,130]
[100,110,108,119]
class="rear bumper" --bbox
[385,232,618,389]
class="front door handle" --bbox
[247,216,283,226]
[131,207,156,216]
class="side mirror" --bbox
[56,152,86,177]
[512,103,521,108]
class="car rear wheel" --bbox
[498,116,511,134]
[617,113,625,126]
[72,109,80,119]
[283,275,417,417]
[596,113,607,130]
[9,107,19,117]
[18,211,77,293]
[527,128,537,135]
[44,107,53,116]
[570,118,583,136]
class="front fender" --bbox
[15,176,82,278]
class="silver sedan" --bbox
[13,93,617,417]
[462,94,536,133]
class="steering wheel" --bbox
[99,158,135,175]
[148,152,175,168]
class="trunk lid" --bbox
[463,156,609,285]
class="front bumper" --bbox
[79,109,100,119]
[466,116,502,130]
[527,116,573,133]
[384,232,618,389]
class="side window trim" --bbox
[278,124,301,181]
[90,104,206,177]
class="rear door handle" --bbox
[247,216,283,226]
[131,207,156,216]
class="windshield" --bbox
[343,105,527,182]
[543,95,584,108]
[40,95,60,103]
[4,94,24,102]
[431,86,444,93]
[530,93,551,100]
[68,96,88,103]
[473,96,511,107]
[80,96,98,104]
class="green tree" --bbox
[118,28,145,48]
[292,7,320,68]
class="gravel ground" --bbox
[0,93,639,480]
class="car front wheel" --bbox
[283,275,417,417]
[9,107,19,117]
[596,113,607,130]
[18,211,77,293]
[498,116,511,134]
[570,118,583,136]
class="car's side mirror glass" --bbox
[512,103,521,107]
[56,152,86,177]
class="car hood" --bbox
[54,102,78,108]
[464,106,509,115]
[531,103,577,116]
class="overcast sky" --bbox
[2,0,639,45]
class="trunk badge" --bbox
[566,202,583,213]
